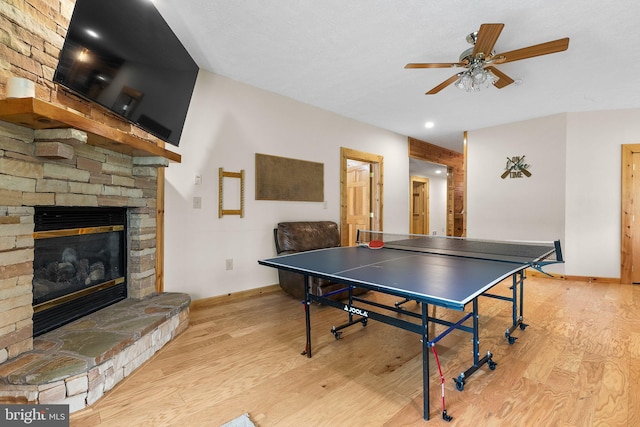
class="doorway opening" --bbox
[408,137,464,237]
[340,147,383,246]
[409,158,449,236]
[410,176,429,235]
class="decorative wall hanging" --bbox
[501,155,531,179]
[255,153,324,202]
[218,167,245,218]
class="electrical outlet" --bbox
[193,196,202,209]
[225,259,233,270]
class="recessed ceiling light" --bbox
[86,29,100,38]
[424,121,435,128]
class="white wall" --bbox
[467,109,640,279]
[467,114,567,243]
[565,109,640,278]
[163,71,409,299]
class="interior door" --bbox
[622,145,640,284]
[410,176,429,235]
[631,152,640,284]
[346,161,371,245]
[632,152,640,283]
[340,147,383,247]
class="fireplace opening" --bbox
[33,206,127,336]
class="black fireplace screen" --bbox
[33,229,124,305]
[33,207,127,336]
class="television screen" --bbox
[53,0,199,147]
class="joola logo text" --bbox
[343,305,368,317]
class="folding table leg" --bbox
[422,302,430,420]
[505,271,528,344]
[302,274,312,357]
[453,298,497,391]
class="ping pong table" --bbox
[258,231,563,421]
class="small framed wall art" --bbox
[218,167,245,218]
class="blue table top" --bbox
[259,245,534,310]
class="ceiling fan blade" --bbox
[472,23,504,58]
[405,62,465,69]
[496,38,570,63]
[485,66,514,89]
[426,74,460,95]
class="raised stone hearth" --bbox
[0,292,189,411]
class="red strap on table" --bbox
[430,343,452,421]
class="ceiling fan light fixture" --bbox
[454,63,498,92]
[471,64,487,84]
[454,72,473,91]
[485,69,498,86]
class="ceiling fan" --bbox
[405,23,570,94]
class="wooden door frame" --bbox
[622,144,640,283]
[410,176,429,234]
[340,147,383,246]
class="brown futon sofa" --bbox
[273,221,367,301]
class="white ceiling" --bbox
[154,0,640,153]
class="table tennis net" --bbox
[356,231,562,264]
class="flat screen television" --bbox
[53,0,199,147]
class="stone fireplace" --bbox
[0,99,188,410]
[0,118,164,357]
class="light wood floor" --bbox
[71,277,640,426]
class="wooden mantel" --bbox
[0,97,181,162]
